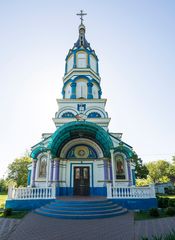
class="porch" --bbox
[6,184,157,210]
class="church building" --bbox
[29,12,136,197]
[6,12,157,212]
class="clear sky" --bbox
[0,0,175,178]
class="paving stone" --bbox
[134,216,175,239]
[8,211,134,240]
[0,218,20,240]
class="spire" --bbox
[74,10,90,49]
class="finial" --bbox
[76,10,87,25]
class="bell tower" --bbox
[53,11,110,129]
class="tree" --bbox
[0,179,8,192]
[146,160,170,183]
[131,153,149,179]
[136,177,152,187]
[168,157,175,183]
[7,155,32,187]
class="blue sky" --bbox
[0,0,175,178]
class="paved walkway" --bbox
[0,218,20,240]
[135,216,175,239]
[1,213,175,240]
[7,212,134,240]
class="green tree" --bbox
[168,157,175,183]
[131,153,149,179]
[0,179,8,192]
[136,177,152,186]
[7,155,32,187]
[146,160,170,183]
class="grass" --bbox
[0,192,7,208]
[0,193,28,219]
[158,195,175,199]
[0,211,28,219]
[134,210,168,221]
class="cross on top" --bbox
[76,10,87,24]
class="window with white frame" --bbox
[77,52,86,68]
[90,55,97,72]
[67,55,73,72]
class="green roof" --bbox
[48,121,113,158]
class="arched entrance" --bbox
[48,121,113,196]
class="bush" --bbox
[168,199,175,207]
[3,208,12,217]
[157,197,169,208]
[165,207,175,216]
[149,208,159,217]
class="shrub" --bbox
[149,208,159,217]
[168,199,175,207]
[165,207,175,216]
[157,197,169,208]
[3,208,12,217]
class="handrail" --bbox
[106,183,156,198]
[8,185,56,200]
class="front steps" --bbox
[35,199,128,219]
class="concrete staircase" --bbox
[35,199,128,219]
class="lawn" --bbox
[134,210,167,221]
[0,211,28,219]
[0,192,7,208]
[158,195,175,199]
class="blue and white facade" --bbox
[6,18,157,210]
[28,22,136,196]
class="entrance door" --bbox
[74,167,90,196]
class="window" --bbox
[87,112,101,118]
[77,52,86,68]
[115,155,125,179]
[67,55,73,72]
[90,55,97,72]
[62,112,75,118]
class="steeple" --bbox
[52,11,110,129]
[74,10,88,48]
[62,11,101,100]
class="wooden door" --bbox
[74,167,90,196]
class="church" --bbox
[6,11,157,212]
[29,12,135,196]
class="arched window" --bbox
[39,157,47,178]
[67,55,73,72]
[90,55,97,72]
[62,112,75,118]
[115,155,125,179]
[77,52,86,68]
[87,112,101,118]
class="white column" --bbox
[110,149,115,187]
[31,159,37,187]
[46,151,50,188]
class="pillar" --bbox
[73,53,76,68]
[98,89,102,99]
[127,160,132,186]
[87,53,90,68]
[96,60,99,75]
[31,159,37,187]
[49,159,54,186]
[87,82,93,99]
[103,159,108,185]
[46,151,50,188]
[53,159,59,186]
[70,82,76,99]
[110,149,115,187]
